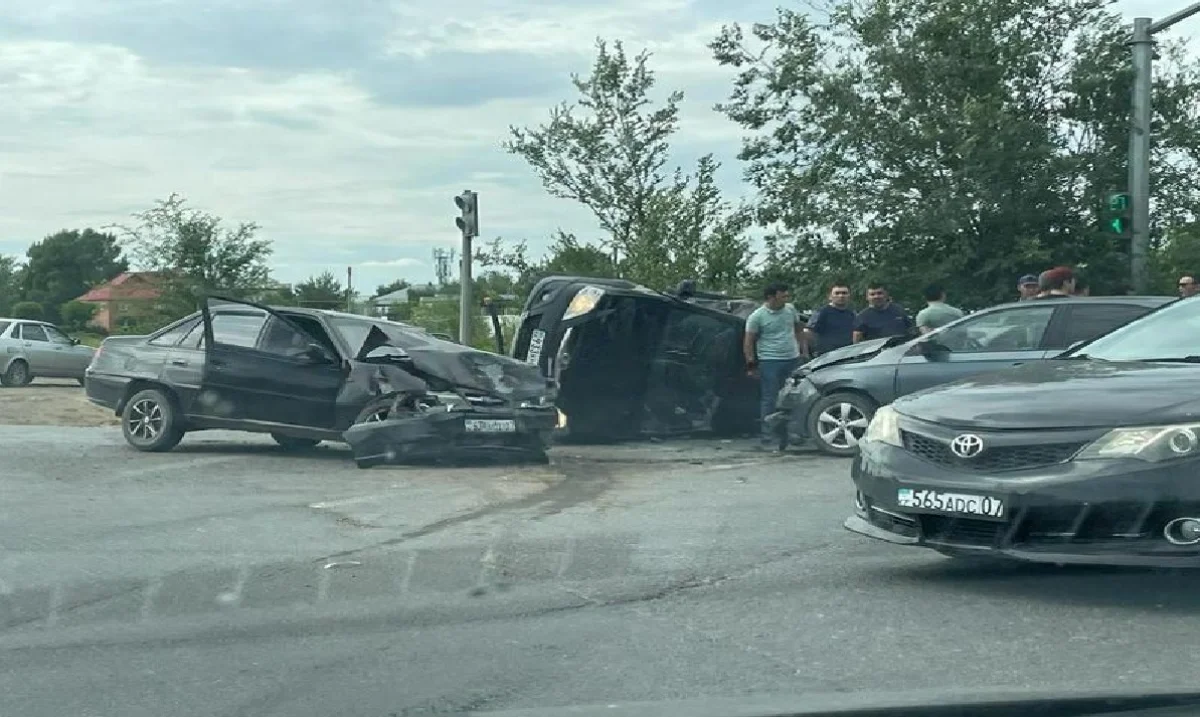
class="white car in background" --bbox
[0,318,95,387]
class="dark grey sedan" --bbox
[771,296,1173,456]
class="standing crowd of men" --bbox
[740,266,1200,447]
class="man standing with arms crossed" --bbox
[744,282,805,449]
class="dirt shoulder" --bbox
[0,380,119,427]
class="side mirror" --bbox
[362,345,414,366]
[1063,339,1086,355]
[70,337,80,346]
[915,339,947,359]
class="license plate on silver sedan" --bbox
[897,488,1005,519]
[464,419,517,433]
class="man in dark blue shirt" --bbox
[804,283,856,357]
[853,283,913,342]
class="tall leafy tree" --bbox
[113,194,273,320]
[711,0,1200,308]
[293,271,346,310]
[505,39,752,290]
[20,229,127,322]
[0,255,19,316]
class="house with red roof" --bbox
[75,272,166,332]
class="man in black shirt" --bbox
[853,283,913,342]
[804,283,855,357]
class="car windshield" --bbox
[1075,298,1191,361]
[326,315,435,353]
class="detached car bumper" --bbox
[847,439,1200,568]
[766,375,820,444]
[343,406,557,467]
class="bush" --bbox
[11,301,42,320]
[60,300,98,331]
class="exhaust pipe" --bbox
[1163,517,1200,545]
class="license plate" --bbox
[526,329,545,365]
[897,488,1005,519]
[465,419,517,433]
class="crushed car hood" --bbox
[357,325,547,400]
[801,337,902,373]
[893,359,1200,430]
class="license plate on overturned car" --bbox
[464,419,517,433]
[897,488,1005,519]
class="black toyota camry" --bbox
[846,295,1200,567]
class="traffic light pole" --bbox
[1128,2,1200,293]
[458,229,472,345]
[453,190,479,345]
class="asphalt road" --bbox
[3,427,1200,717]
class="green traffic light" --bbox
[1108,194,1130,211]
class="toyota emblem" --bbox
[949,433,984,458]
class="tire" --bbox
[806,391,877,457]
[354,396,400,424]
[271,433,321,450]
[1,360,32,388]
[121,387,185,452]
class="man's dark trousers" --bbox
[759,358,799,442]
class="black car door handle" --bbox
[169,359,188,366]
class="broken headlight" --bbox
[426,391,471,411]
[562,285,605,321]
[519,394,554,409]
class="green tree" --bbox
[711,0,1200,309]
[293,270,346,310]
[113,194,273,321]
[374,279,410,297]
[12,301,42,320]
[19,229,126,323]
[475,231,621,297]
[505,39,752,289]
[59,300,98,332]
[0,255,19,316]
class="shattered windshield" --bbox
[327,315,435,353]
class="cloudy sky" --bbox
[0,0,1189,293]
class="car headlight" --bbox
[562,286,605,321]
[1076,423,1200,462]
[863,405,902,447]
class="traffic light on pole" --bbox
[454,190,478,238]
[1106,192,1132,236]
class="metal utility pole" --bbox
[346,266,353,313]
[454,190,479,345]
[1128,2,1200,293]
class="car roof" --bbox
[0,318,49,324]
[985,296,1174,310]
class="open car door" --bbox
[199,296,345,430]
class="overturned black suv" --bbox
[84,297,557,467]
[510,277,781,441]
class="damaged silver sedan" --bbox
[84,297,557,467]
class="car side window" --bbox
[1058,304,1151,347]
[43,325,73,344]
[209,312,267,349]
[19,324,48,342]
[935,306,1055,353]
[149,318,200,347]
[258,316,318,358]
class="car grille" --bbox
[901,430,1085,472]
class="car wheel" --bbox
[807,392,877,457]
[271,433,321,450]
[121,387,185,452]
[1,360,32,388]
[353,395,418,424]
